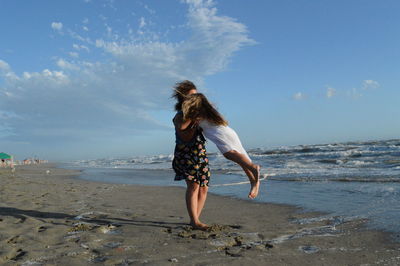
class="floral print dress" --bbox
[173,127,211,187]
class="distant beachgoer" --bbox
[182,93,261,199]
[171,81,210,230]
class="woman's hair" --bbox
[182,93,228,126]
[172,80,197,111]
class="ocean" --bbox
[64,139,400,238]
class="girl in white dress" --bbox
[182,93,260,199]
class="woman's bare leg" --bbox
[185,180,208,229]
[223,150,260,199]
[197,185,208,218]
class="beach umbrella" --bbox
[0,152,12,160]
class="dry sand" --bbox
[0,164,399,265]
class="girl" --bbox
[172,81,210,230]
[182,93,260,199]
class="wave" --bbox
[316,159,344,164]
[211,174,269,187]
[384,160,400,165]
[69,139,400,184]
[267,177,400,183]
[250,139,400,158]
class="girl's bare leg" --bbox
[197,185,208,218]
[185,180,208,229]
[223,150,260,199]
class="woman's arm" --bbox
[177,117,193,131]
[173,113,198,142]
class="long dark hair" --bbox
[172,80,197,111]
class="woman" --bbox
[182,93,260,199]
[172,80,210,230]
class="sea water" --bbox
[65,139,400,237]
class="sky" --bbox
[0,0,399,161]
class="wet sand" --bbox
[0,164,399,265]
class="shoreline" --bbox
[64,164,400,237]
[0,164,399,265]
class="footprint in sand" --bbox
[103,242,122,248]
[13,217,26,224]
[176,224,240,239]
[37,226,47,232]
[68,222,99,233]
[1,248,26,262]
[7,235,22,244]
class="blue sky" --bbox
[0,0,399,161]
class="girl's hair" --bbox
[182,93,228,126]
[172,80,197,111]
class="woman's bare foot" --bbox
[190,221,209,231]
[248,165,260,199]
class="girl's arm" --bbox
[177,117,193,131]
[173,113,198,142]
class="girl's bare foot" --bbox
[248,165,260,199]
[190,221,209,230]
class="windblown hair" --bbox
[182,93,228,126]
[172,80,197,111]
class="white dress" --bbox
[199,120,251,161]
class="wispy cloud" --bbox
[69,52,79,58]
[293,92,305,101]
[143,4,156,15]
[51,22,63,31]
[0,60,17,80]
[348,79,380,99]
[56,59,80,71]
[326,87,336,98]
[73,44,90,52]
[362,79,380,90]
[0,60,10,72]
[0,0,253,144]
[139,17,146,29]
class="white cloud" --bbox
[139,17,146,29]
[57,59,80,71]
[67,30,87,42]
[348,79,380,99]
[349,87,362,99]
[293,92,305,101]
[181,0,255,75]
[73,44,90,52]
[143,4,156,15]
[362,79,380,90]
[69,52,79,58]
[0,60,17,80]
[326,87,336,98]
[183,0,213,8]
[51,22,63,31]
[0,0,253,144]
[0,59,10,72]
[83,26,89,31]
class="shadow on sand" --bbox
[0,207,187,229]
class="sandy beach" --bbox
[0,164,399,265]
